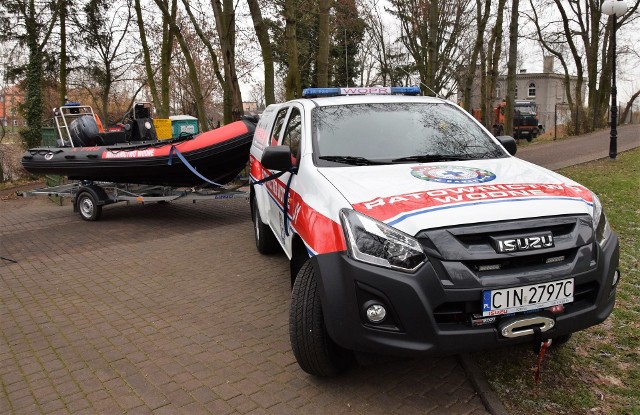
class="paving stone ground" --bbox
[0,196,488,414]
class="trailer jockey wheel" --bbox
[77,192,102,221]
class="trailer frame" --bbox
[19,181,249,221]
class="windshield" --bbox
[515,104,536,115]
[312,103,506,165]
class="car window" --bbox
[282,108,302,165]
[270,108,289,146]
[312,103,505,164]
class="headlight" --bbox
[340,209,426,272]
[591,192,612,246]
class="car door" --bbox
[267,105,303,245]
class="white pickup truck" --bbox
[249,86,620,377]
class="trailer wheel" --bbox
[77,192,102,221]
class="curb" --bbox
[458,353,509,415]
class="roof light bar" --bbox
[302,86,421,98]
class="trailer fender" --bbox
[73,185,111,213]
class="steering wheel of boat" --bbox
[76,191,102,221]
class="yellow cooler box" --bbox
[153,118,173,140]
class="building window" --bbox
[528,82,536,97]
[13,120,18,126]
[515,86,518,99]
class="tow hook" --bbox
[499,316,555,338]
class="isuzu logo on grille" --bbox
[493,233,554,253]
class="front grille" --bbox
[466,249,574,274]
[416,215,595,289]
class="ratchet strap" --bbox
[251,167,298,237]
[168,145,223,187]
[532,326,552,384]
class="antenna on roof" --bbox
[399,67,442,99]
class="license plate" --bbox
[482,278,574,316]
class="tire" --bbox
[526,135,533,142]
[289,261,353,376]
[77,192,102,221]
[252,197,279,254]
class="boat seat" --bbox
[99,131,128,145]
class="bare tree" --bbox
[388,0,473,97]
[461,0,492,111]
[284,0,301,99]
[527,0,640,133]
[153,0,209,130]
[317,0,331,87]
[620,88,640,123]
[134,0,177,118]
[504,0,519,136]
[71,0,138,124]
[247,0,275,104]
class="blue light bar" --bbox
[302,86,421,98]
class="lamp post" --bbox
[602,0,628,160]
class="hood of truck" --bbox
[318,157,594,235]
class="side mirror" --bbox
[496,135,517,156]
[262,145,293,171]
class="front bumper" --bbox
[312,233,619,357]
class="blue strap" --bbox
[251,166,298,237]
[282,172,295,237]
[168,145,223,187]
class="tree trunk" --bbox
[620,89,640,124]
[59,0,67,106]
[316,0,330,88]
[247,0,275,104]
[462,0,491,112]
[426,0,439,95]
[211,0,244,123]
[160,0,178,118]
[504,0,518,137]
[153,0,209,130]
[181,0,227,121]
[486,0,506,122]
[134,0,161,115]
[284,0,301,99]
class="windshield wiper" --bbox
[391,154,477,163]
[318,155,386,166]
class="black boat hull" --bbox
[22,120,255,187]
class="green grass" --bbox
[475,148,640,415]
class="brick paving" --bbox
[0,196,488,414]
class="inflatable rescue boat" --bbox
[22,103,256,187]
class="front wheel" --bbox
[76,192,102,221]
[289,261,353,376]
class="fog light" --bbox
[366,304,387,323]
[612,269,620,287]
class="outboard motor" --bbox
[69,115,100,147]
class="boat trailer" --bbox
[19,181,248,221]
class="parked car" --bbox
[249,86,620,376]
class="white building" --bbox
[459,57,587,130]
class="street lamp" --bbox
[602,0,628,160]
